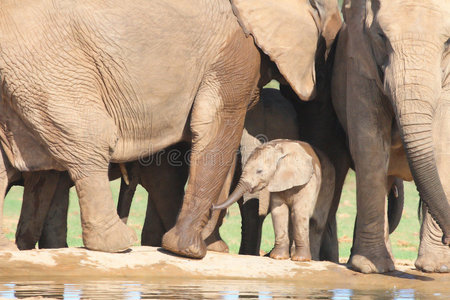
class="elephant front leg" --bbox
[415,205,450,273]
[75,172,137,252]
[269,196,290,260]
[346,80,394,273]
[415,101,450,273]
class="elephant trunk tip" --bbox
[211,181,251,211]
[211,202,227,211]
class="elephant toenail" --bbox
[361,265,371,274]
[423,265,434,273]
[439,265,448,272]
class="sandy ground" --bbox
[0,246,448,294]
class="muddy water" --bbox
[0,278,447,299]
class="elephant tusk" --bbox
[393,185,399,198]
[119,163,130,186]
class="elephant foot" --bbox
[415,244,450,273]
[162,226,206,259]
[291,248,311,262]
[349,249,395,274]
[269,245,290,260]
[206,239,229,253]
[82,216,137,252]
[0,234,18,251]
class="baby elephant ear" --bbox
[268,145,314,193]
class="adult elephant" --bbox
[0,0,341,257]
[332,0,450,273]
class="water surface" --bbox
[0,279,447,299]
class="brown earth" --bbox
[0,246,448,294]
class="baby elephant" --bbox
[214,139,335,261]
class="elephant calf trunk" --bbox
[212,181,250,211]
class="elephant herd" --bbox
[0,0,448,274]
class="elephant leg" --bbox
[161,108,246,258]
[347,79,394,273]
[141,195,166,246]
[39,172,71,249]
[117,162,140,224]
[309,152,337,262]
[319,160,348,262]
[291,203,312,262]
[204,210,229,253]
[141,142,189,246]
[203,154,236,253]
[269,195,290,260]
[15,98,137,252]
[15,171,61,250]
[161,43,260,258]
[0,151,19,251]
[415,98,450,273]
[75,172,137,252]
[238,198,265,255]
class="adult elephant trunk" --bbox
[385,38,450,245]
[212,181,250,211]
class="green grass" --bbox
[3,171,420,261]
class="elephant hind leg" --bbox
[140,142,190,246]
[15,171,61,250]
[141,196,166,247]
[162,37,261,258]
[25,99,137,252]
[39,172,71,249]
[203,156,235,253]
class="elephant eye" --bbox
[256,169,263,174]
[378,31,387,43]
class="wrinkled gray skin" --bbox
[117,143,229,253]
[0,0,260,256]
[332,0,450,273]
[218,139,336,262]
[0,0,340,257]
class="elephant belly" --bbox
[109,97,192,163]
[0,103,64,172]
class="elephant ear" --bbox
[268,143,314,192]
[231,0,341,101]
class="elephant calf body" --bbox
[215,140,335,261]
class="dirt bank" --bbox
[0,246,448,293]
